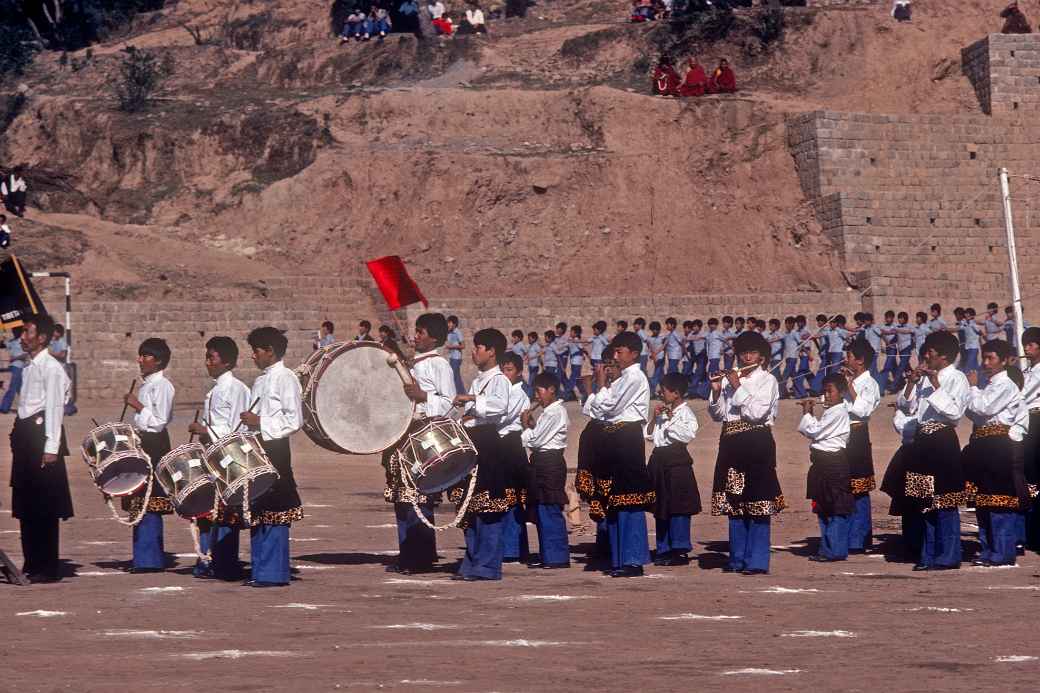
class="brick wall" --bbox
[962,33,1040,116]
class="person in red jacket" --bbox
[707,58,737,94]
[652,55,681,96]
[679,58,708,97]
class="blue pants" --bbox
[372,17,390,34]
[892,350,912,391]
[449,359,464,396]
[250,524,290,585]
[811,353,840,394]
[341,21,361,38]
[783,357,807,398]
[590,359,601,393]
[960,348,979,376]
[977,509,1017,565]
[568,363,587,399]
[727,516,771,572]
[639,355,649,373]
[817,514,850,560]
[723,354,734,370]
[211,525,242,580]
[460,512,505,580]
[696,357,721,399]
[132,511,165,570]
[666,358,680,375]
[533,504,570,565]
[848,494,872,551]
[544,366,559,387]
[395,502,437,570]
[606,509,650,569]
[919,509,961,568]
[878,353,898,392]
[0,365,22,412]
[868,355,880,387]
[655,515,692,555]
[194,519,214,577]
[526,366,539,397]
[501,504,529,562]
[649,359,665,394]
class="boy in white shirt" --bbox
[123,337,175,573]
[498,352,531,564]
[645,372,700,567]
[521,372,571,568]
[798,374,853,562]
[844,339,881,554]
[1021,327,1040,548]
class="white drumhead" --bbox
[314,343,415,454]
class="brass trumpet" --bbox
[708,363,759,383]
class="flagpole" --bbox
[999,168,1026,363]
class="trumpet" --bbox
[708,363,759,382]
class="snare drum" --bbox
[394,417,477,494]
[81,422,151,497]
[156,443,218,518]
[204,432,279,506]
[297,341,415,454]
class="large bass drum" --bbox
[296,341,415,454]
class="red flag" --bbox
[366,255,428,311]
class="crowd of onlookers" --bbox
[652,55,736,97]
[337,0,490,43]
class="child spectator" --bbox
[340,8,367,42]
[525,331,541,391]
[459,1,487,33]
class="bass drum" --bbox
[297,341,415,454]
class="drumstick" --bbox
[91,418,100,427]
[118,378,137,423]
[188,409,200,443]
[233,398,261,433]
[386,353,416,386]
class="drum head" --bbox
[313,343,415,454]
[96,453,150,497]
[177,484,218,518]
[413,449,477,494]
[223,470,277,506]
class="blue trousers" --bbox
[194,519,214,577]
[606,509,650,569]
[810,354,830,394]
[919,509,961,568]
[250,524,290,585]
[544,366,559,387]
[211,525,242,580]
[395,502,437,569]
[526,366,539,397]
[783,357,807,398]
[817,514,850,560]
[723,354,734,370]
[977,509,1017,565]
[460,512,505,580]
[655,515,692,555]
[960,348,979,376]
[568,363,587,399]
[533,504,570,565]
[639,355,649,373]
[502,504,529,562]
[666,358,680,374]
[848,494,872,551]
[727,516,771,572]
[892,350,912,391]
[649,359,665,394]
[0,365,22,412]
[132,511,165,570]
[878,353,897,391]
[449,359,464,397]
[696,357,721,399]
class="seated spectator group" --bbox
[652,55,737,97]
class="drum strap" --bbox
[396,453,480,531]
[102,471,154,527]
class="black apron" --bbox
[10,415,73,520]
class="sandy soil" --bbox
[3,396,1040,692]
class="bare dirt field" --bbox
[3,395,1040,693]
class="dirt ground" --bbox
[3,395,1040,693]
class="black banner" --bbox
[0,255,45,328]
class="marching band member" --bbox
[798,374,852,562]
[9,314,73,583]
[387,313,456,575]
[587,331,654,578]
[575,345,615,562]
[963,339,1028,566]
[709,331,785,575]
[897,331,969,571]
[645,372,700,567]
[498,351,531,563]
[521,372,571,568]
[452,328,515,581]
[187,336,250,580]
[123,337,175,574]
[239,327,303,587]
[843,339,881,553]
[1022,326,1040,548]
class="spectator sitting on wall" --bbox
[679,58,708,97]
[1,168,27,218]
[49,324,68,362]
[652,55,682,96]
[429,0,455,33]
[0,214,10,249]
[706,58,737,94]
[630,0,656,22]
[370,4,392,38]
[891,0,911,21]
[339,7,368,42]
[1001,1,1032,33]
[458,1,487,33]
[398,0,420,33]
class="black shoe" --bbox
[454,574,495,581]
[912,564,930,572]
[541,562,570,569]
[847,548,871,555]
[971,559,993,567]
[385,564,413,575]
[246,580,287,588]
[741,568,768,576]
[930,564,960,571]
[808,555,832,562]
[609,565,644,578]
[128,567,164,574]
[722,565,744,573]
[27,573,61,584]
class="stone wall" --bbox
[962,33,1040,116]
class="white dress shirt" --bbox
[799,401,850,452]
[18,349,70,455]
[204,370,251,439]
[250,360,302,441]
[411,350,456,418]
[464,366,510,428]
[588,363,650,423]
[521,399,569,451]
[647,401,698,448]
[967,369,1027,441]
[846,370,880,423]
[1023,362,1040,410]
[897,363,969,426]
[708,366,779,425]
[499,380,529,436]
[134,370,175,433]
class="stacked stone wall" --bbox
[962,33,1040,116]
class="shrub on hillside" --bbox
[110,45,173,112]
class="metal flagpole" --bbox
[999,168,1026,363]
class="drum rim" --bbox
[303,340,416,455]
